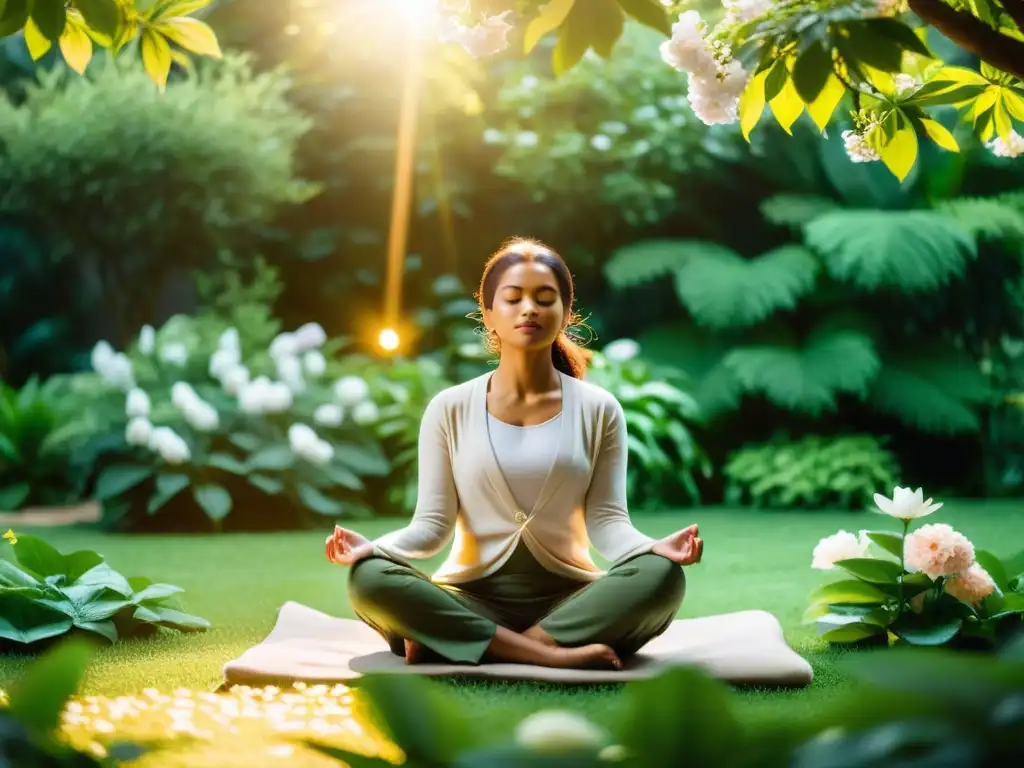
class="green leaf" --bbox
[919,118,959,152]
[247,445,295,471]
[839,19,905,72]
[0,559,40,587]
[821,621,885,643]
[739,67,768,141]
[140,27,172,90]
[523,0,575,53]
[672,243,819,330]
[11,534,65,578]
[0,432,18,461]
[803,210,976,292]
[205,452,249,475]
[892,614,962,646]
[94,464,153,501]
[877,120,919,182]
[321,464,364,491]
[134,604,210,631]
[156,17,221,57]
[865,531,904,560]
[806,72,847,131]
[77,619,118,643]
[333,443,390,476]
[552,0,597,74]
[74,563,133,597]
[298,483,344,515]
[7,636,96,733]
[132,583,184,603]
[248,474,284,495]
[0,589,75,645]
[975,550,1010,591]
[357,674,476,763]
[619,665,742,764]
[192,484,232,521]
[835,557,904,584]
[148,472,191,515]
[871,17,933,59]
[588,0,624,58]
[761,195,841,227]
[30,0,66,41]
[0,482,31,511]
[616,0,670,35]
[0,0,31,39]
[228,432,263,452]
[808,579,890,606]
[792,40,832,104]
[73,0,120,37]
[61,550,105,583]
[604,239,695,288]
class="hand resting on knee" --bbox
[325,525,374,566]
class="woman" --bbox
[325,237,704,671]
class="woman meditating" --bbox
[325,237,704,671]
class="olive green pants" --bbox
[347,543,685,665]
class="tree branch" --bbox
[909,0,1024,81]
[998,0,1024,38]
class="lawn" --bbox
[2,500,1021,767]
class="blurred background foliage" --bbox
[2,0,1024,530]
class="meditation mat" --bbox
[222,602,813,688]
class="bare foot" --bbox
[555,644,622,670]
[523,625,558,648]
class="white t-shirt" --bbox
[485,412,563,514]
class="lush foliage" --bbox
[0,0,222,88]
[305,636,1024,767]
[807,487,1024,648]
[0,532,208,648]
[584,341,711,508]
[724,434,900,509]
[440,1,1024,176]
[0,50,315,351]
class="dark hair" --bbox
[476,237,592,379]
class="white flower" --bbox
[125,417,153,447]
[843,128,881,163]
[183,400,219,433]
[989,131,1024,159]
[334,376,370,406]
[221,365,250,396]
[515,130,539,147]
[482,128,505,144]
[171,382,200,410]
[893,73,920,97]
[687,58,749,126]
[159,343,189,367]
[303,350,327,378]
[351,401,379,426]
[125,388,151,419]
[218,327,240,353]
[104,352,135,391]
[590,134,613,151]
[138,326,156,355]
[723,0,774,24]
[873,486,943,520]
[238,377,293,414]
[276,355,305,393]
[288,423,334,465]
[90,340,115,374]
[269,332,300,361]
[660,11,718,80]
[599,121,629,136]
[314,404,344,427]
[148,427,191,464]
[209,348,240,381]
[811,530,870,570]
[603,339,640,363]
[294,322,327,350]
[440,11,512,58]
[514,710,607,753]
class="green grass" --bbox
[2,500,1022,766]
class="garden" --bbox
[1,0,1024,766]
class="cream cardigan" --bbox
[371,371,657,584]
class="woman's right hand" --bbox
[325,525,374,566]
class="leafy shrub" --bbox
[584,340,710,508]
[0,533,207,649]
[0,378,95,511]
[807,489,1024,650]
[723,434,900,510]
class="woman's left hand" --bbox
[652,524,703,565]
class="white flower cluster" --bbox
[659,11,752,125]
[232,323,326,414]
[91,341,135,391]
[989,131,1024,159]
[439,9,512,58]
[288,424,333,465]
[124,385,192,465]
[328,376,380,427]
[842,125,881,163]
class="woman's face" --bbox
[484,259,566,351]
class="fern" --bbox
[673,245,819,330]
[868,345,992,434]
[934,194,1024,247]
[603,239,729,290]
[760,194,841,228]
[803,211,977,293]
[723,322,880,415]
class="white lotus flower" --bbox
[218,327,240,353]
[148,427,190,464]
[183,400,219,433]
[269,332,299,361]
[603,339,640,363]
[351,401,379,426]
[125,388,150,419]
[294,322,327,350]
[125,417,153,447]
[514,710,607,753]
[221,364,250,396]
[303,350,327,377]
[334,376,370,406]
[314,404,344,427]
[209,348,240,381]
[288,423,334,465]
[138,325,156,355]
[873,487,943,520]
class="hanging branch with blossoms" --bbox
[807,486,1024,649]
[437,1,1024,175]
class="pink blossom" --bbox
[811,530,868,570]
[944,563,996,605]
[904,523,975,580]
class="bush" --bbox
[723,434,900,510]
